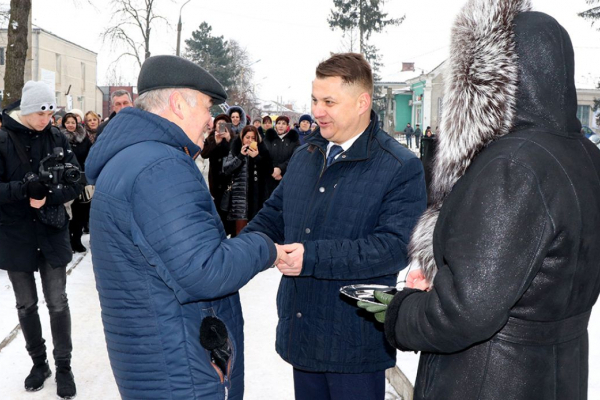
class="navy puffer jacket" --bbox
[85,107,277,400]
[244,112,427,373]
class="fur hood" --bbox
[226,105,247,134]
[264,127,300,143]
[408,0,533,282]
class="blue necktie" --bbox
[326,145,343,167]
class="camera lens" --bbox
[64,167,82,184]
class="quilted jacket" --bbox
[244,111,427,373]
[85,107,277,400]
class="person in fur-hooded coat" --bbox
[380,1,600,399]
[226,106,247,136]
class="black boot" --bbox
[24,360,52,392]
[56,364,77,399]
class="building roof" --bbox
[0,25,97,56]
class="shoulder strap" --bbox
[5,129,32,172]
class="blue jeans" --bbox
[293,368,385,400]
[406,135,413,148]
[7,258,72,366]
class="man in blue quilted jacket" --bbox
[244,53,427,400]
[85,55,286,400]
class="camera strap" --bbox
[6,130,33,173]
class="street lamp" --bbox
[176,0,192,57]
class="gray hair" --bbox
[110,89,132,103]
[135,88,199,114]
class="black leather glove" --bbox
[27,181,49,200]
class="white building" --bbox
[0,26,103,113]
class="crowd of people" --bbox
[1,1,600,399]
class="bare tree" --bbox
[2,0,30,108]
[102,0,170,70]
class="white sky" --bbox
[19,0,600,112]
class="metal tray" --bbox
[340,284,397,305]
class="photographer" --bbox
[201,113,236,234]
[0,81,82,399]
[222,125,273,235]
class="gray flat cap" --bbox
[137,55,227,105]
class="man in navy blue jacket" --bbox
[86,56,288,400]
[244,53,427,400]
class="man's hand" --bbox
[276,243,304,276]
[30,197,46,209]
[405,269,431,291]
[272,167,282,181]
[357,290,395,323]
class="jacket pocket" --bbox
[200,310,235,396]
[418,352,440,398]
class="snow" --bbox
[1,234,598,399]
[10,21,18,30]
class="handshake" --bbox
[273,243,304,276]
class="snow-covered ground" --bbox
[0,232,598,399]
[0,236,399,399]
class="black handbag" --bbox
[6,130,68,229]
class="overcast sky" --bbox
[19,0,600,112]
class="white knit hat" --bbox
[20,81,56,116]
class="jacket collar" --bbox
[306,110,379,163]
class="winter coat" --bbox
[414,128,422,138]
[403,126,414,136]
[226,106,247,136]
[297,129,312,145]
[85,107,277,400]
[94,110,116,140]
[63,126,92,171]
[263,128,300,196]
[0,102,81,272]
[244,111,427,373]
[385,3,600,400]
[201,130,237,208]
[222,138,273,221]
[419,135,437,199]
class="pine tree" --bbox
[184,22,237,93]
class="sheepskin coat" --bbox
[384,1,600,399]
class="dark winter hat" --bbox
[137,55,227,105]
[275,115,289,125]
[262,115,272,123]
[20,81,56,116]
[213,114,232,125]
[299,114,312,124]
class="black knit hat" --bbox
[137,55,228,105]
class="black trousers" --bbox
[293,368,385,400]
[7,258,72,366]
[69,199,90,247]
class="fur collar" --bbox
[265,127,299,142]
[408,0,532,283]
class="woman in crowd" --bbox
[222,125,273,236]
[226,106,247,135]
[420,126,437,202]
[201,114,236,235]
[85,111,101,143]
[263,115,300,197]
[258,115,273,138]
[61,113,92,252]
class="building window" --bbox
[55,92,61,106]
[577,105,591,126]
[0,47,5,65]
[81,62,86,92]
[56,54,62,84]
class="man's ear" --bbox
[357,92,371,116]
[169,91,185,120]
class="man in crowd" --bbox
[244,53,426,400]
[403,122,414,148]
[94,89,133,139]
[0,81,82,399]
[413,123,422,149]
[85,55,287,400]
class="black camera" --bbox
[38,147,82,187]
